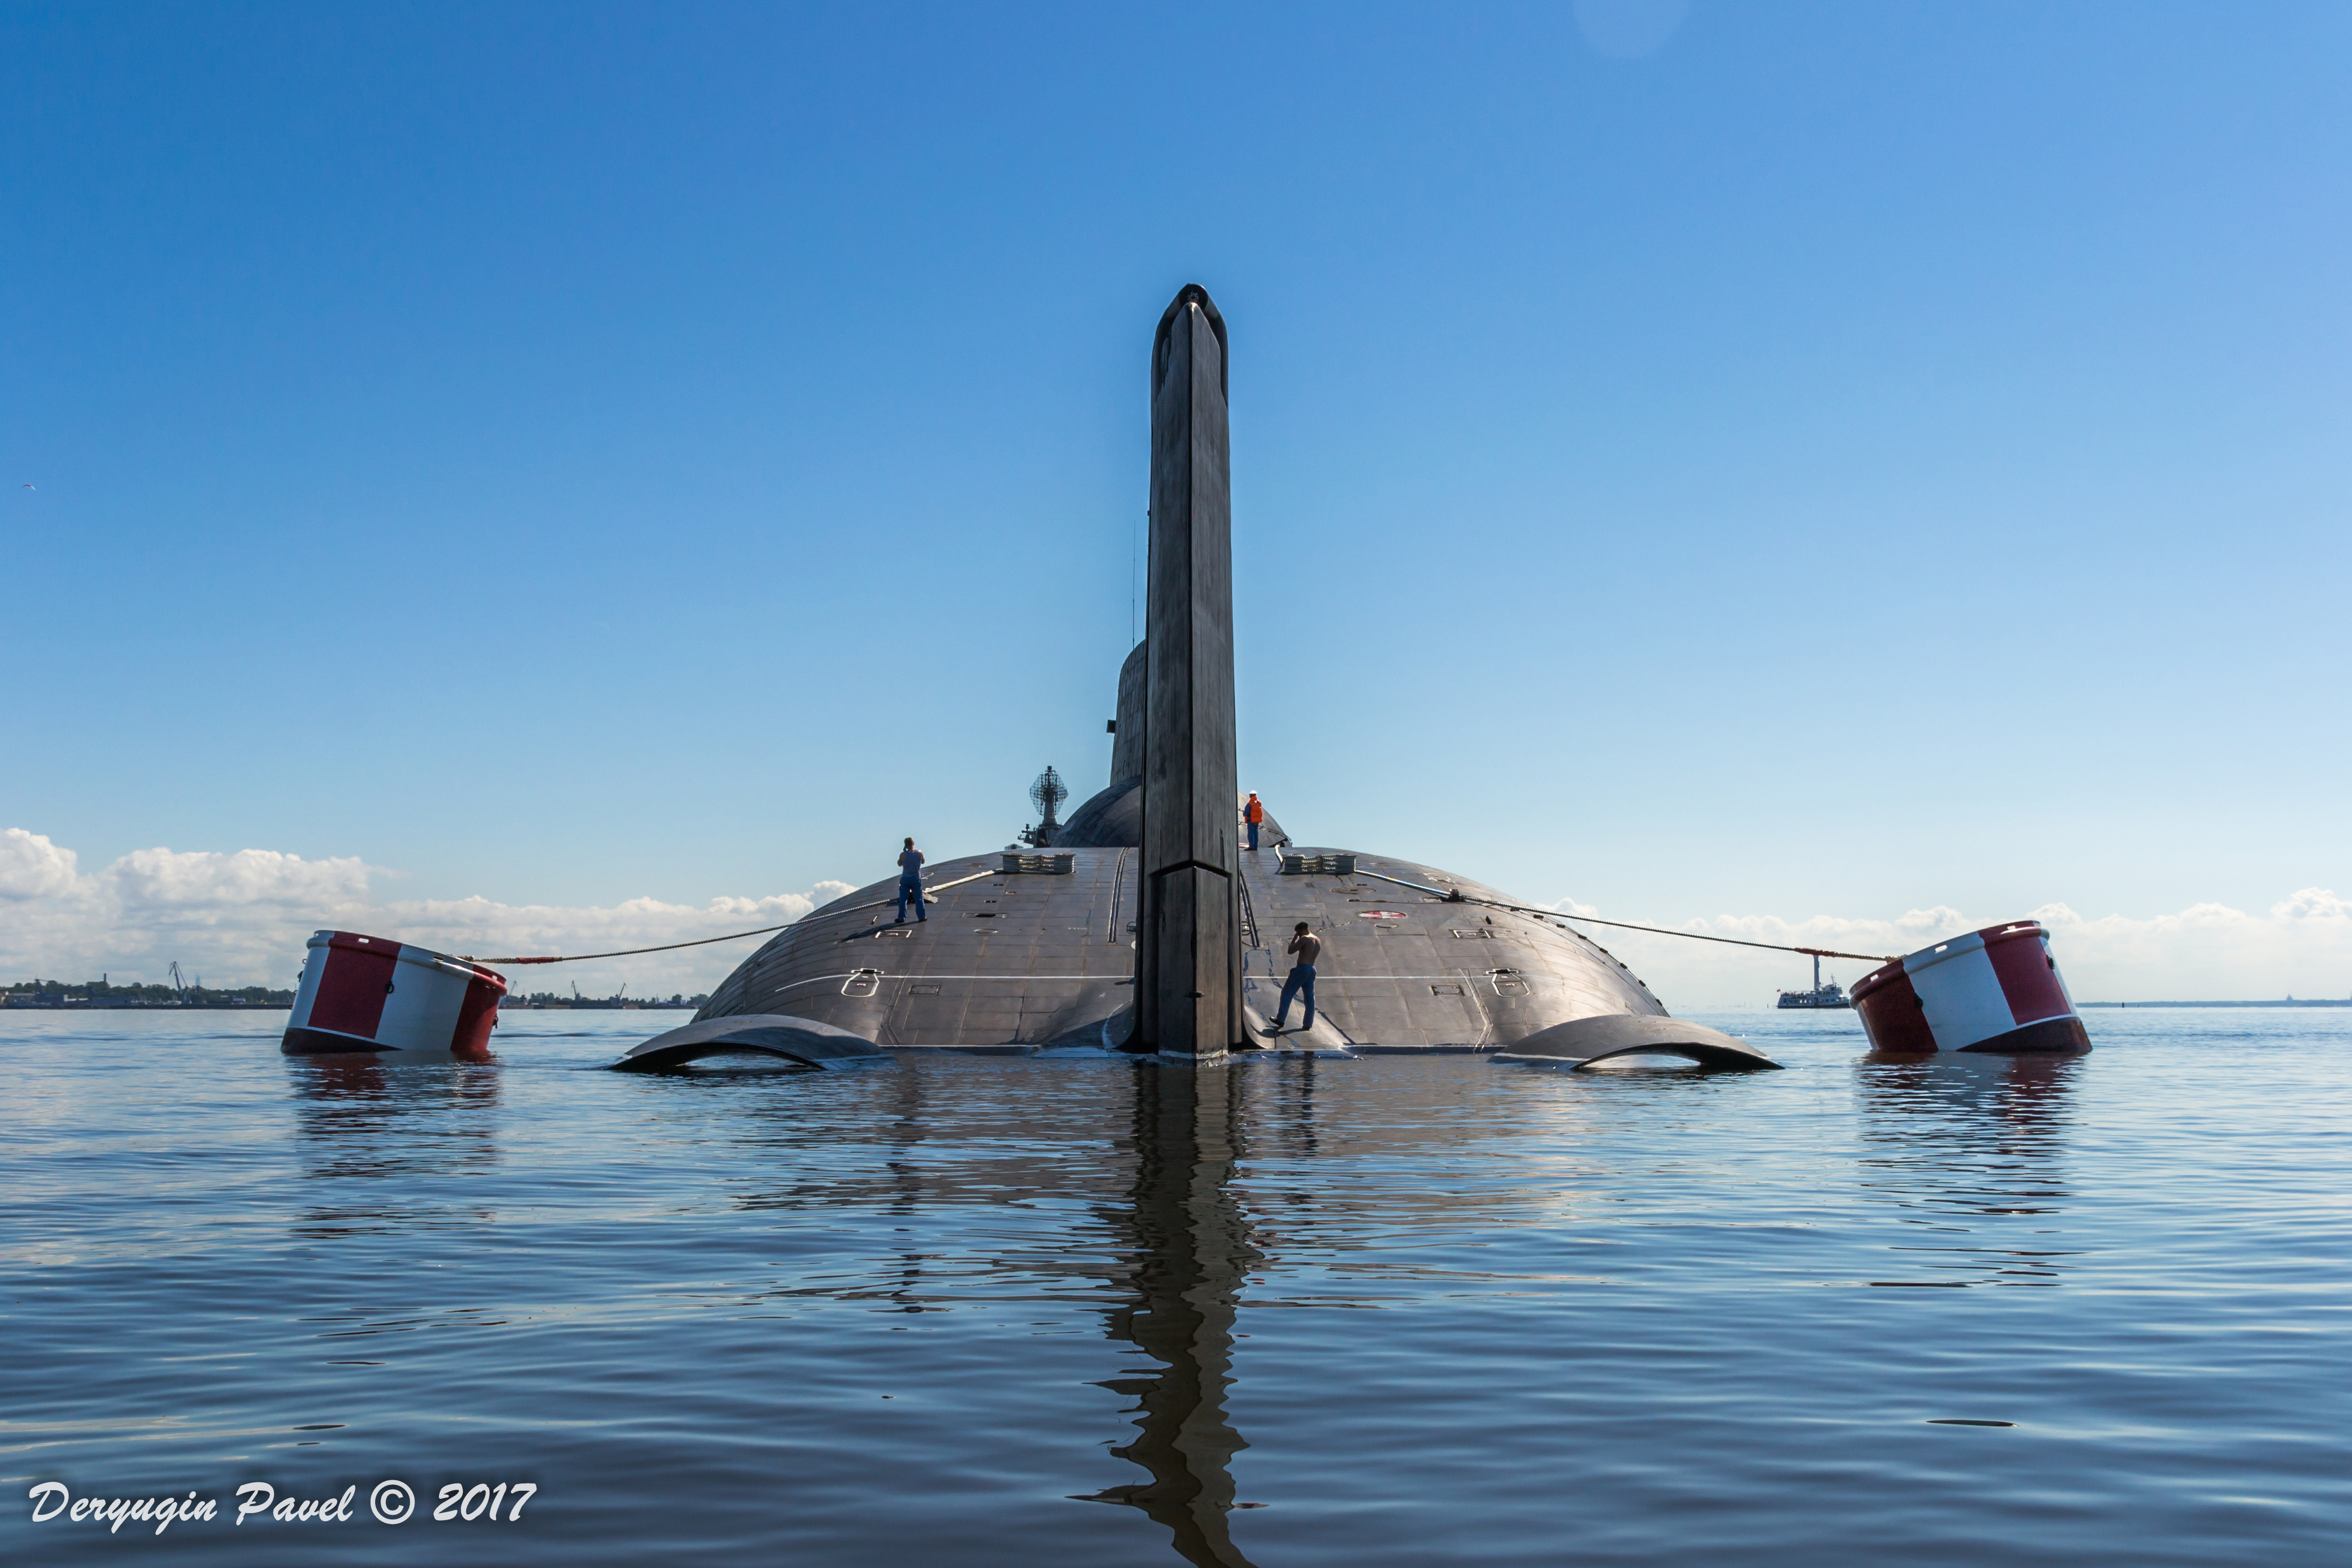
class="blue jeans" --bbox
[1274,964,1316,1029]
[1247,820,1259,851]
[896,880,926,921]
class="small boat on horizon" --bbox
[1777,953,1851,1010]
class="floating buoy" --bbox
[1851,921,2090,1055]
[282,930,508,1057]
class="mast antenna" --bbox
[1021,764,1068,847]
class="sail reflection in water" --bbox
[1086,1060,1264,1568]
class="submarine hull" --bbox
[695,843,1673,1054]
[670,285,1757,1064]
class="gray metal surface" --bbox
[698,850,1142,1051]
[1109,639,1147,784]
[1488,1013,1780,1071]
[693,840,1679,1055]
[1058,775,1142,849]
[1136,284,1243,1057]
[615,1013,892,1072]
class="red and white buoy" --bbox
[282,930,508,1057]
[1851,920,2090,1055]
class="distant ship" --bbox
[1777,954,1850,1010]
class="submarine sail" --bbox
[651,285,1770,1070]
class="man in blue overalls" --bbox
[895,838,927,923]
[1269,922,1322,1033]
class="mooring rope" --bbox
[459,870,998,966]
[1350,869,1897,964]
[462,924,802,967]
[459,863,1893,969]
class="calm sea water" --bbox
[5,1008,2347,1565]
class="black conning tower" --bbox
[1129,285,1243,1059]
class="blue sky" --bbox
[3,2,2346,997]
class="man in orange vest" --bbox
[1244,792,1265,852]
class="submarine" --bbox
[618,286,1777,1074]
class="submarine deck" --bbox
[695,846,1673,1054]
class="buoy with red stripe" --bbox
[282,930,508,1057]
[1850,920,2090,1055]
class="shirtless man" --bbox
[1269,922,1322,1033]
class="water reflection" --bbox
[285,1054,503,1237]
[1853,1053,2083,1285]
[712,1055,1273,1562]
[1084,1060,1263,1568]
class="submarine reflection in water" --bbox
[1084,1059,1263,1568]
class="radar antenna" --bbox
[1020,764,1068,848]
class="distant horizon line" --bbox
[2076,998,2351,1008]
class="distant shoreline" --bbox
[2077,999,2352,1009]
[0,1000,701,1011]
[1,1000,292,1011]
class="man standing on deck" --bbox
[1244,792,1265,852]
[1268,921,1321,1033]
[895,838,927,923]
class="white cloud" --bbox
[0,829,78,901]
[104,845,372,910]
[0,829,858,997]
[2011,888,2352,1004]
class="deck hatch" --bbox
[1001,853,1074,875]
[1280,853,1357,876]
